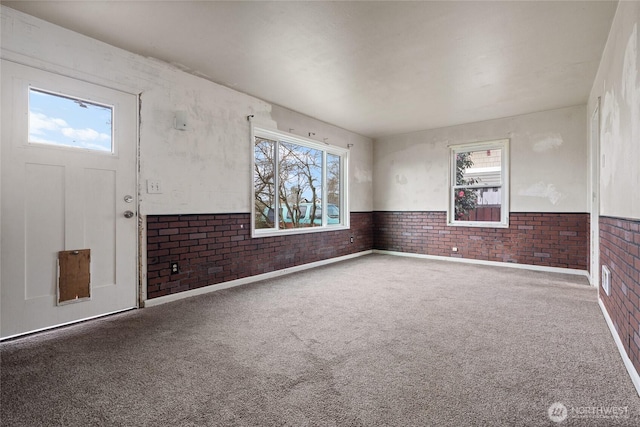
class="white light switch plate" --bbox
[147,180,162,194]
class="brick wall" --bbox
[373,211,589,269]
[147,210,590,300]
[146,212,373,299]
[599,216,640,373]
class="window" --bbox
[448,139,509,227]
[253,127,349,236]
[28,88,114,153]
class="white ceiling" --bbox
[4,1,618,138]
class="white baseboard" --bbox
[373,249,590,278]
[146,249,589,308]
[598,298,640,397]
[144,250,373,307]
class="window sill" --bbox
[447,221,509,228]
[252,224,350,238]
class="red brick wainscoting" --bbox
[600,216,640,373]
[146,212,373,299]
[373,211,589,270]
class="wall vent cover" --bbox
[601,265,611,296]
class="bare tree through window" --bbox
[253,130,346,234]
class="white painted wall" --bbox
[138,69,274,215]
[0,6,373,216]
[588,2,640,220]
[373,105,587,213]
[270,105,373,212]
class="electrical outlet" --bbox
[350,236,354,243]
[452,247,458,252]
[170,262,179,274]
[147,179,162,194]
[602,265,611,296]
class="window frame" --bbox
[251,126,349,238]
[448,139,510,228]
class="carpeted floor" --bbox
[1,254,639,426]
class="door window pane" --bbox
[28,88,113,152]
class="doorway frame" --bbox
[589,97,601,288]
[0,52,143,337]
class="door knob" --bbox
[124,210,135,218]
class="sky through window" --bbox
[28,88,113,152]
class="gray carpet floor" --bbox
[1,254,639,426]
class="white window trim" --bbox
[251,125,350,238]
[448,139,510,228]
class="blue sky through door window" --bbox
[28,88,113,152]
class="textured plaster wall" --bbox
[270,105,373,212]
[0,6,373,217]
[589,1,640,221]
[138,70,274,215]
[373,105,588,213]
[588,1,640,388]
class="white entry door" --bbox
[1,61,138,338]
